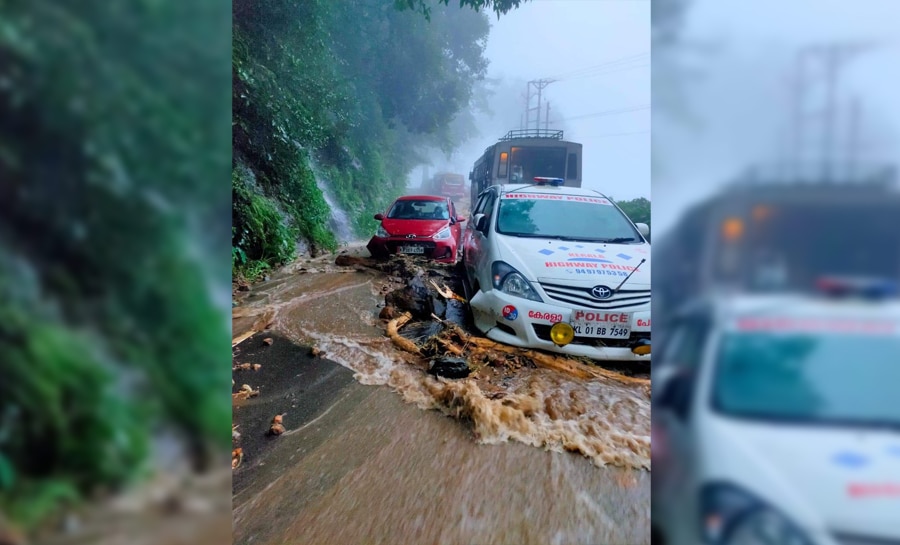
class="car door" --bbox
[463,193,486,273]
[653,312,712,541]
[463,191,494,288]
[449,199,462,248]
[466,191,496,291]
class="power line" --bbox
[554,104,650,123]
[546,51,649,81]
[559,62,649,82]
[576,130,650,137]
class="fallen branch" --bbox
[429,280,468,303]
[232,309,276,347]
[386,312,421,355]
[335,254,377,268]
[457,331,648,386]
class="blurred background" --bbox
[652,0,900,544]
[0,2,232,544]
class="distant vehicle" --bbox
[654,164,900,333]
[427,172,467,199]
[461,177,651,362]
[468,129,583,209]
[652,276,900,545]
[367,195,466,264]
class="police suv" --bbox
[652,277,900,545]
[460,178,652,362]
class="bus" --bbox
[428,172,467,199]
[654,163,900,331]
[468,129,583,207]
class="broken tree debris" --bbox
[371,254,649,391]
[233,384,259,400]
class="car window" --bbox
[664,316,712,371]
[481,192,497,232]
[387,200,448,220]
[473,193,490,216]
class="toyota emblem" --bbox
[591,285,613,299]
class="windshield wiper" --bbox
[598,237,638,243]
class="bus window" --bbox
[498,152,509,178]
[567,153,578,180]
[510,147,566,181]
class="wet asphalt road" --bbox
[231,331,650,545]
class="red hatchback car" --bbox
[366,195,466,263]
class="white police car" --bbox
[460,178,651,362]
[652,277,900,545]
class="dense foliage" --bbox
[0,1,231,528]
[232,0,491,279]
[615,197,652,228]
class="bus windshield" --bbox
[508,147,567,183]
[496,193,640,242]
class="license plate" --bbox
[398,245,425,254]
[572,323,630,338]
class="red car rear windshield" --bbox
[388,200,449,220]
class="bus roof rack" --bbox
[499,129,564,142]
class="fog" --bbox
[653,0,900,235]
[422,0,651,202]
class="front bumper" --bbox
[469,289,651,362]
[366,236,456,263]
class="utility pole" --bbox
[790,50,807,181]
[545,102,551,130]
[523,83,532,130]
[847,96,861,182]
[524,79,555,131]
[787,42,876,184]
[821,44,841,183]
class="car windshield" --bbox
[496,192,639,242]
[387,200,449,220]
[712,322,900,428]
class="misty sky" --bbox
[444,0,651,202]
[653,0,900,235]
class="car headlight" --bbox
[491,261,542,302]
[701,483,814,545]
[375,225,390,238]
[433,226,451,240]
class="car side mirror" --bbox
[655,367,694,421]
[635,222,650,237]
[374,213,384,221]
[473,213,487,233]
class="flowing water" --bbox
[231,248,651,544]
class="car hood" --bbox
[703,417,900,539]
[498,235,650,287]
[381,218,449,237]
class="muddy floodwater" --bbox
[232,246,651,545]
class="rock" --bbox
[268,414,286,436]
[263,337,273,346]
[385,285,433,319]
[378,305,397,320]
[310,346,322,357]
[428,357,470,379]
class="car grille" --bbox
[832,533,900,545]
[539,281,651,310]
[532,324,649,348]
